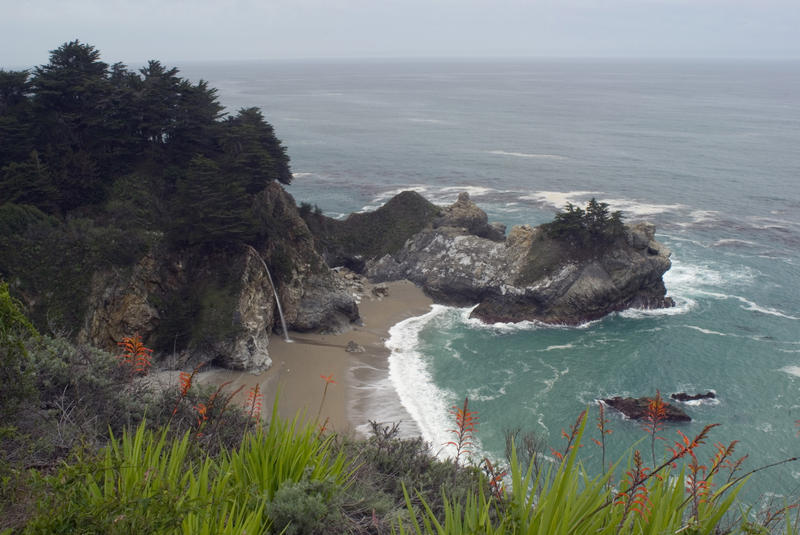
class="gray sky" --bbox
[2,0,799,67]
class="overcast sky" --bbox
[2,0,799,67]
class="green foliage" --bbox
[150,256,243,354]
[0,281,38,418]
[221,107,292,188]
[223,402,352,503]
[543,198,624,246]
[0,211,148,332]
[191,279,244,350]
[25,402,351,534]
[517,199,625,286]
[395,411,761,535]
[1,41,300,341]
[0,152,59,212]
[170,155,256,247]
[267,479,346,535]
[303,191,441,270]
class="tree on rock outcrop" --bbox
[221,107,292,190]
[545,197,624,247]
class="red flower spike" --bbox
[444,397,479,465]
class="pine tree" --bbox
[171,155,255,247]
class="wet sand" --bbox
[199,279,432,435]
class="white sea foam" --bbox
[602,198,686,217]
[735,297,799,320]
[749,216,800,230]
[695,290,799,320]
[664,258,755,295]
[712,239,760,248]
[618,299,696,319]
[291,172,314,179]
[779,366,800,378]
[684,325,729,336]
[463,312,597,332]
[439,186,497,198]
[520,190,598,209]
[677,394,721,407]
[467,384,508,402]
[488,150,568,160]
[370,185,430,205]
[689,210,721,224]
[386,305,467,458]
[349,367,421,438]
[539,360,569,395]
[541,343,575,351]
[519,191,684,218]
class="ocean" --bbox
[179,59,800,503]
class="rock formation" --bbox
[671,391,716,403]
[366,192,674,325]
[79,182,359,372]
[602,396,691,422]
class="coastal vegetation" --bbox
[301,191,442,271]
[2,42,798,533]
[2,282,798,533]
[0,40,292,338]
[543,198,625,247]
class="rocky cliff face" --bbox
[79,182,359,372]
[367,193,673,325]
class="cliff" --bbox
[365,192,674,324]
[78,182,359,372]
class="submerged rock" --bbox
[602,396,691,422]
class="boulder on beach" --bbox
[345,340,366,353]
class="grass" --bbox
[2,315,798,533]
[23,401,352,534]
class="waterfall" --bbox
[245,244,291,342]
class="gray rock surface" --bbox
[434,192,506,241]
[345,340,366,353]
[367,197,673,325]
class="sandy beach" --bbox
[199,279,432,435]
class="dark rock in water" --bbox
[602,396,691,422]
[671,391,716,403]
[366,192,674,325]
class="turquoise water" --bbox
[181,59,800,502]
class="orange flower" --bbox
[320,374,336,384]
[117,334,153,377]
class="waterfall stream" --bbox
[245,245,291,343]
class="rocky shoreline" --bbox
[74,188,675,375]
[365,192,674,325]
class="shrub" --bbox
[267,479,345,535]
[0,281,38,418]
[543,198,624,247]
